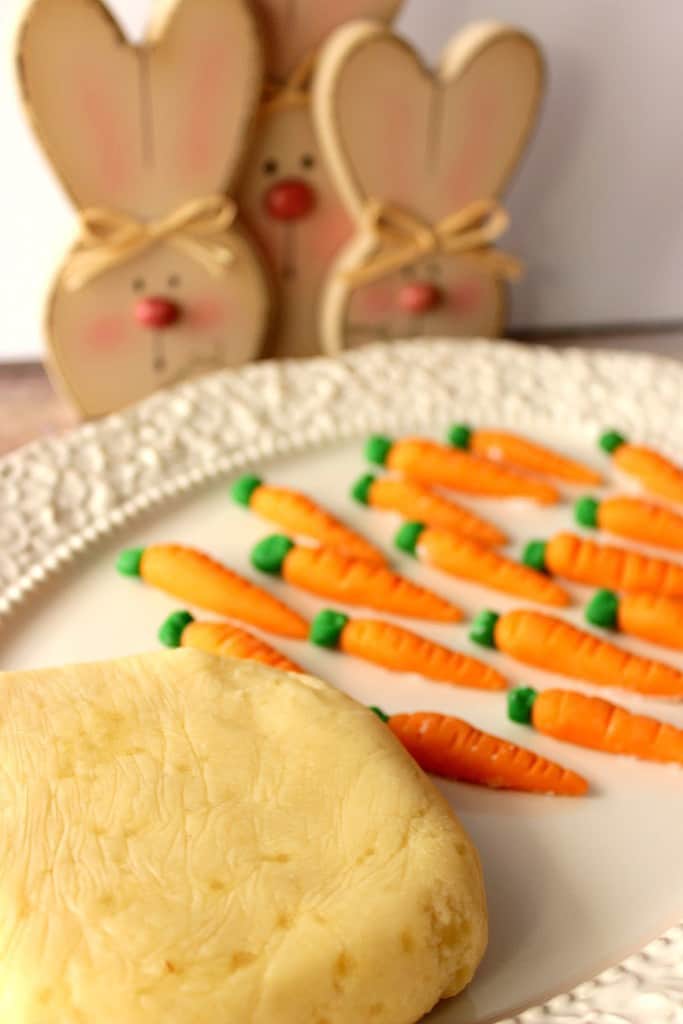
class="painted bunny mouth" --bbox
[155,339,227,386]
[279,226,299,282]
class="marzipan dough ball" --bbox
[0,649,487,1022]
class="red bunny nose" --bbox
[135,296,182,329]
[397,282,443,315]
[264,179,316,221]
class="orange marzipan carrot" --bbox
[449,423,602,484]
[365,435,559,505]
[509,686,683,766]
[471,608,683,698]
[252,535,462,622]
[575,494,683,551]
[601,430,683,504]
[311,610,506,690]
[352,473,507,546]
[117,543,308,639]
[586,589,683,652]
[531,532,683,598]
[159,611,305,673]
[397,523,570,607]
[375,708,587,795]
[232,474,385,563]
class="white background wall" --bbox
[1,0,682,360]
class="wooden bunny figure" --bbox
[313,21,545,352]
[238,0,404,359]
[17,0,272,418]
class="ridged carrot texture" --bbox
[470,608,683,698]
[396,522,570,607]
[524,532,683,598]
[251,535,462,622]
[231,474,385,563]
[448,423,602,485]
[310,609,507,690]
[600,430,683,504]
[586,589,683,652]
[351,473,507,546]
[158,610,305,673]
[509,686,683,766]
[365,435,559,505]
[371,707,588,796]
[575,494,683,552]
[116,544,308,639]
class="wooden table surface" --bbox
[1,331,681,456]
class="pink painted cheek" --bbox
[351,283,396,320]
[83,312,131,352]
[186,297,230,330]
[305,207,353,264]
[448,279,485,315]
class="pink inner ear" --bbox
[84,311,131,351]
[445,91,498,209]
[79,72,130,199]
[181,39,234,180]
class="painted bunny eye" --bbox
[263,158,279,176]
[132,277,146,293]
[168,274,182,289]
[301,153,315,171]
[426,262,442,279]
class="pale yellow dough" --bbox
[0,649,487,1023]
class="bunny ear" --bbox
[314,21,431,222]
[432,23,545,217]
[253,0,404,79]
[17,0,144,211]
[146,0,263,211]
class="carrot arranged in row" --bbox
[509,686,683,766]
[470,607,683,697]
[231,474,385,563]
[448,423,602,485]
[524,532,683,598]
[600,430,683,504]
[575,494,683,551]
[251,535,462,622]
[351,473,506,546]
[158,609,305,673]
[311,609,506,690]
[116,544,308,639]
[371,707,588,796]
[365,435,559,505]
[396,522,570,607]
[586,589,683,652]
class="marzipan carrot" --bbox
[158,609,305,673]
[575,494,683,551]
[448,423,602,485]
[586,589,683,652]
[371,706,588,795]
[251,535,462,622]
[524,532,683,598]
[231,474,385,563]
[396,522,570,607]
[311,609,507,690]
[509,686,683,766]
[600,430,683,504]
[365,435,559,505]
[351,473,506,546]
[116,544,308,639]
[470,608,683,697]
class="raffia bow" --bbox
[62,194,238,291]
[260,53,317,115]
[344,198,523,286]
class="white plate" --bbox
[1,339,682,1023]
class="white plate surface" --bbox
[1,340,682,1023]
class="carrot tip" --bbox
[251,534,294,575]
[369,706,390,723]
[395,521,426,556]
[507,687,537,725]
[575,496,599,529]
[585,589,619,630]
[469,610,500,649]
[599,430,627,455]
[365,435,393,467]
[158,610,194,648]
[447,423,473,450]
[310,609,349,649]
[117,547,144,577]
[231,474,262,507]
[351,473,376,506]
[522,540,548,573]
